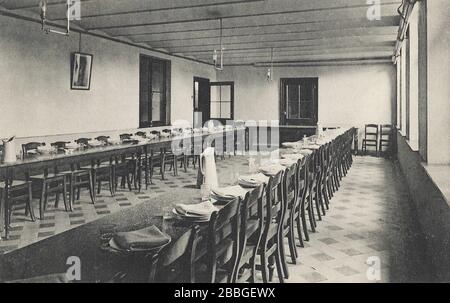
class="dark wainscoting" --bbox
[396,131,450,282]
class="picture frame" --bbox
[71,52,93,90]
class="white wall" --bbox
[217,63,396,131]
[0,15,216,139]
[426,0,450,164]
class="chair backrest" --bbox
[22,142,46,156]
[365,124,379,138]
[119,133,133,140]
[265,170,284,232]
[282,163,297,230]
[231,184,264,283]
[191,197,241,283]
[380,124,392,136]
[75,138,91,147]
[156,226,198,283]
[51,141,70,149]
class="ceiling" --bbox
[0,0,402,66]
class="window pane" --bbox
[152,61,164,92]
[210,102,220,119]
[221,102,231,119]
[140,102,149,123]
[211,85,220,102]
[152,92,162,121]
[221,85,231,101]
[287,84,299,102]
[194,81,199,109]
[300,83,313,101]
[300,102,313,119]
[287,101,300,119]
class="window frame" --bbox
[209,81,234,123]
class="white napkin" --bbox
[238,173,270,188]
[174,201,218,219]
[258,164,286,176]
[211,185,249,200]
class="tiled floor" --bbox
[0,156,434,282]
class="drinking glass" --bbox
[200,183,211,201]
[99,224,117,246]
[162,207,173,233]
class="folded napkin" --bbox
[174,201,218,219]
[258,164,286,176]
[211,185,249,200]
[113,225,171,251]
[238,173,270,188]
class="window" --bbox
[210,82,234,122]
[280,78,318,126]
[139,55,171,128]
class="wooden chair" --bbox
[61,160,95,207]
[305,151,317,233]
[148,131,178,180]
[257,171,286,283]
[280,163,299,275]
[21,142,45,158]
[294,156,308,246]
[232,185,265,283]
[27,164,70,220]
[81,156,115,198]
[21,142,70,219]
[191,197,241,283]
[156,226,200,283]
[379,124,392,156]
[0,164,35,239]
[362,124,379,155]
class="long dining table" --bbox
[0,155,249,282]
[0,127,354,282]
[0,128,245,234]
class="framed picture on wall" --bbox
[71,52,93,90]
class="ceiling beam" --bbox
[50,0,266,21]
[165,35,397,53]
[141,29,398,49]
[79,1,400,31]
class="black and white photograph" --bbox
[71,52,93,90]
[0,0,449,289]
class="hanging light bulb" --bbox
[213,18,224,71]
[39,0,47,30]
[267,48,274,81]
